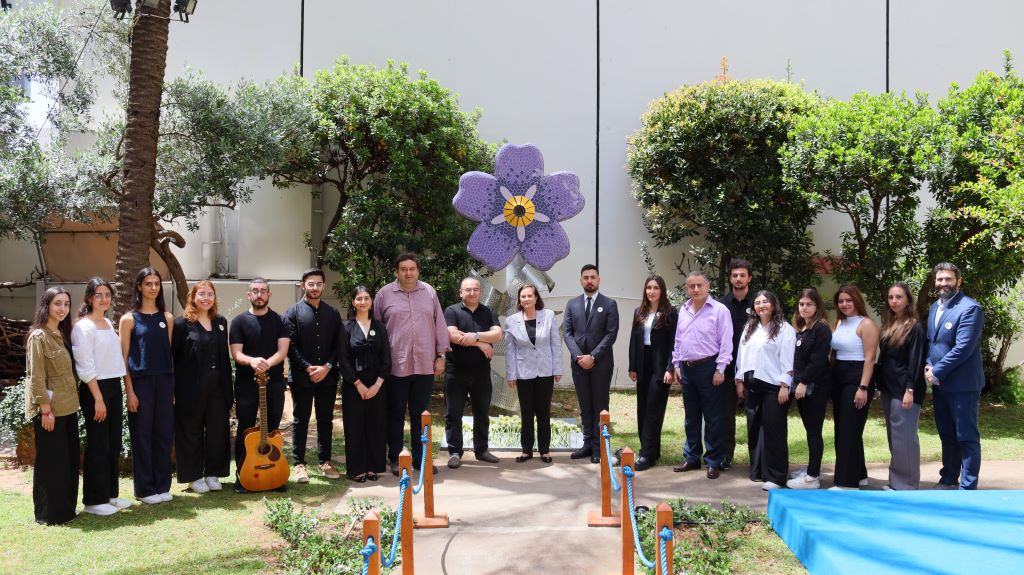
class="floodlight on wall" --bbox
[173,0,197,22]
[109,0,131,19]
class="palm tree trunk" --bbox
[113,2,171,316]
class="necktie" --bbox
[935,304,943,328]
[585,297,592,320]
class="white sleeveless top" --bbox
[832,316,865,361]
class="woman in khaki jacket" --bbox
[24,287,80,525]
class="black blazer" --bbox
[172,315,233,410]
[627,308,678,381]
[877,322,926,404]
[338,319,392,385]
[793,321,832,389]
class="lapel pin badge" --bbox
[944,322,953,330]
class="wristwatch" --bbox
[858,384,869,391]
[474,332,481,342]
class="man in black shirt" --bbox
[718,258,753,471]
[229,277,290,493]
[283,268,342,483]
[443,277,503,469]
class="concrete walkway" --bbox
[336,454,1024,575]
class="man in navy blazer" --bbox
[926,262,985,490]
[563,264,619,463]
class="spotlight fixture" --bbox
[109,0,131,19]
[173,0,197,23]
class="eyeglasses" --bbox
[461,288,481,293]
[249,288,269,295]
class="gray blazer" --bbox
[562,293,619,366]
[504,309,563,381]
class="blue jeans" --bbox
[680,361,724,468]
[932,386,981,489]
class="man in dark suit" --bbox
[563,264,619,464]
[926,262,985,490]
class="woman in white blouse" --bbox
[504,284,563,464]
[71,277,129,516]
[735,290,796,490]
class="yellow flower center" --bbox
[503,195,536,227]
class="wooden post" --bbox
[398,450,414,575]
[655,503,674,575]
[415,410,449,528]
[588,410,620,527]
[362,511,381,575]
[620,448,636,575]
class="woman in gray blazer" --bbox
[505,284,563,463]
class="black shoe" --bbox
[274,483,289,492]
[390,461,399,477]
[635,457,654,471]
[413,465,438,474]
[721,461,732,471]
[570,447,592,460]
[233,482,248,494]
[590,454,601,464]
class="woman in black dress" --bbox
[339,285,391,482]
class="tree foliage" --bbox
[627,75,821,306]
[262,58,495,303]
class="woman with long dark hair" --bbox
[829,285,879,490]
[72,277,129,515]
[877,282,926,490]
[786,288,832,490]
[734,290,796,490]
[338,285,391,482]
[119,267,175,504]
[24,287,79,524]
[172,280,232,493]
[627,275,677,471]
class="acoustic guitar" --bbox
[238,371,290,491]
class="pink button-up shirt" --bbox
[671,297,734,372]
[373,280,450,377]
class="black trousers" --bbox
[571,361,612,451]
[744,378,791,485]
[637,347,671,462]
[234,375,285,470]
[831,360,872,487]
[796,381,831,478]
[33,413,79,525]
[175,369,231,483]
[341,372,387,477]
[128,372,174,497]
[385,374,434,468]
[290,377,338,466]
[444,370,492,456]
[80,378,123,505]
[516,376,554,454]
[680,361,724,468]
[722,364,739,465]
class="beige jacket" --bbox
[24,328,79,419]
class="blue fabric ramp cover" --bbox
[768,490,1024,575]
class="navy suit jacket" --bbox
[926,291,985,393]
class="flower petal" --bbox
[522,222,571,271]
[533,212,550,223]
[454,172,500,222]
[467,222,519,271]
[535,171,584,221]
[495,144,544,191]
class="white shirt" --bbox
[643,312,656,345]
[735,321,796,387]
[71,317,127,383]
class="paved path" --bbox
[336,453,1024,575]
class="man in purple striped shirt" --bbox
[670,271,734,479]
[374,253,451,476]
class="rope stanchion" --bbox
[413,411,449,529]
[617,448,637,574]
[655,503,675,575]
[379,457,411,572]
[359,511,380,575]
[624,465,655,569]
[588,410,621,528]
[412,425,429,496]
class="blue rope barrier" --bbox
[623,466,655,569]
[601,424,621,492]
[381,470,411,568]
[658,525,673,575]
[413,425,429,495]
[358,536,377,575]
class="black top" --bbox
[128,311,173,375]
[793,321,832,388]
[525,319,537,345]
[283,299,341,385]
[172,316,233,409]
[443,302,499,374]
[878,322,926,404]
[627,308,679,381]
[719,290,753,372]
[338,319,392,384]
[229,309,288,384]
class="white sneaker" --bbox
[786,474,821,490]
[881,485,893,491]
[205,477,222,491]
[858,478,870,487]
[82,503,119,516]
[109,497,132,509]
[828,485,856,491]
[190,480,210,494]
[789,467,808,480]
[159,491,173,502]
[140,494,163,505]
[762,481,783,491]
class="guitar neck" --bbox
[257,373,269,448]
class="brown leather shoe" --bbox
[706,467,721,479]
[673,461,700,473]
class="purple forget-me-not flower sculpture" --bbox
[453,144,584,271]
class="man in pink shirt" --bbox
[374,253,450,476]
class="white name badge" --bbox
[945,322,953,330]
[597,307,604,313]
[159,321,167,328]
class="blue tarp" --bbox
[768,490,1024,574]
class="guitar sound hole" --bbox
[257,445,272,456]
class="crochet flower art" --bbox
[453,144,584,271]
